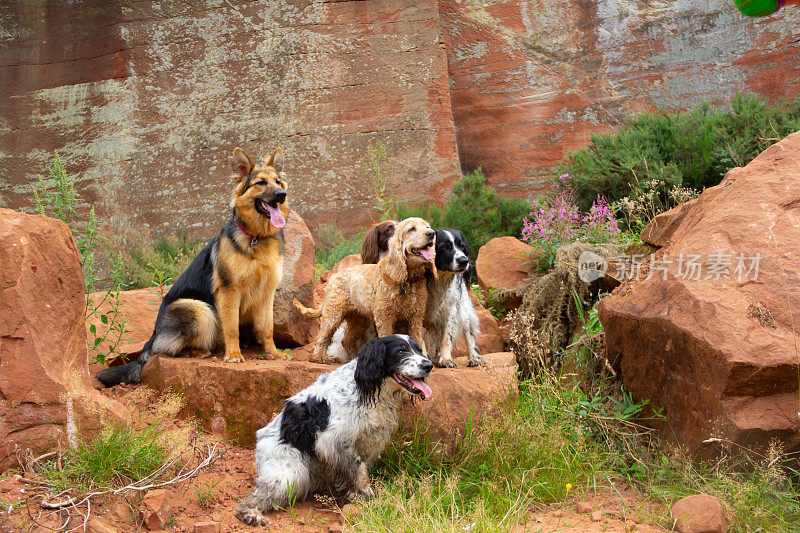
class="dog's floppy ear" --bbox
[232,147,254,181]
[355,338,387,406]
[361,222,390,264]
[381,232,407,284]
[266,147,284,173]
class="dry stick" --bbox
[35,441,218,533]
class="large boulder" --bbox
[599,132,800,458]
[0,210,125,468]
[141,352,517,447]
[475,237,539,309]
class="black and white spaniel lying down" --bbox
[234,335,433,526]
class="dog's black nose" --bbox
[421,359,433,372]
[274,190,287,204]
[425,230,435,239]
[457,256,469,268]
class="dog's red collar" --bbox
[235,219,264,247]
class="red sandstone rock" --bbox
[640,199,698,248]
[193,521,220,533]
[438,0,800,195]
[0,0,461,237]
[0,210,126,469]
[670,494,727,533]
[475,237,538,309]
[141,352,516,448]
[273,209,318,346]
[599,132,800,458]
[141,489,173,531]
[85,517,118,533]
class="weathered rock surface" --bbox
[670,494,727,533]
[141,352,516,447]
[0,210,125,469]
[3,2,798,236]
[640,199,698,248]
[141,489,174,531]
[0,0,460,238]
[273,209,318,346]
[439,0,800,196]
[599,132,800,458]
[475,236,538,309]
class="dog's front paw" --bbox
[347,486,375,502]
[466,354,486,367]
[235,506,269,527]
[436,357,457,368]
[224,351,245,363]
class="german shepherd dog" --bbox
[96,147,289,387]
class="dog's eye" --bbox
[256,180,268,186]
[407,227,416,233]
[275,179,281,185]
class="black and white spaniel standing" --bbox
[425,229,484,368]
[234,335,433,526]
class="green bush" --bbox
[314,223,365,275]
[394,168,529,258]
[562,94,800,211]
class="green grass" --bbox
[118,231,205,290]
[39,423,169,494]
[357,373,640,532]
[354,303,800,532]
[315,226,366,275]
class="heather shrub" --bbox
[522,174,621,270]
[562,94,800,211]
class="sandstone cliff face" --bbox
[0,0,461,238]
[1,0,799,237]
[439,0,800,196]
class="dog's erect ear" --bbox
[355,338,387,406]
[232,148,254,181]
[381,233,407,284]
[266,147,284,173]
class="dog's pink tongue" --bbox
[267,205,286,229]
[419,247,434,261]
[411,378,432,400]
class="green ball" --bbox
[735,0,780,16]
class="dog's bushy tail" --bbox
[95,340,152,387]
[293,298,321,318]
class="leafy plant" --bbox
[194,480,221,510]
[471,283,506,320]
[368,142,396,221]
[39,422,168,494]
[34,153,131,365]
[395,168,529,259]
[118,231,204,292]
[314,225,366,274]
